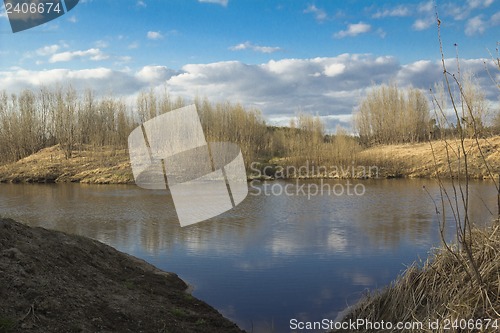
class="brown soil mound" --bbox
[0,218,245,333]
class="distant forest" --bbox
[0,74,497,169]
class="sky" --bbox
[1,0,500,130]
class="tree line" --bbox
[354,73,495,147]
[0,87,134,162]
[0,74,494,169]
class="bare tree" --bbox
[355,84,430,145]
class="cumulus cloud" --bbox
[467,0,494,9]
[167,55,402,123]
[334,22,371,38]
[410,1,435,31]
[304,4,328,22]
[229,41,282,53]
[198,0,228,6]
[0,66,181,98]
[136,65,179,84]
[491,11,500,25]
[465,15,487,35]
[464,12,500,35]
[418,0,434,13]
[49,48,109,63]
[147,31,163,40]
[443,0,494,21]
[0,68,139,95]
[137,1,147,7]
[372,5,410,18]
[412,18,434,30]
[1,55,498,131]
[36,44,61,56]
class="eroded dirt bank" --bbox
[0,218,245,333]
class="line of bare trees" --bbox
[2,79,491,170]
[0,86,136,163]
[354,84,431,146]
[0,85,366,172]
[354,75,495,147]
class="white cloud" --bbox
[167,55,401,122]
[334,22,371,38]
[94,40,109,48]
[444,0,495,21]
[36,45,60,56]
[418,1,434,13]
[372,5,410,18]
[147,31,163,40]
[411,0,435,31]
[463,11,500,35]
[1,56,498,131]
[0,66,179,97]
[136,65,177,84]
[491,11,500,25]
[115,56,132,65]
[68,15,78,23]
[128,42,140,49]
[323,63,346,77]
[443,3,470,21]
[467,0,494,9]
[304,4,328,22]
[465,15,487,35]
[198,0,228,6]
[49,48,109,63]
[137,1,147,8]
[229,41,282,54]
[412,18,434,30]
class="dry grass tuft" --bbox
[334,223,500,332]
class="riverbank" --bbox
[0,145,134,184]
[332,222,500,333]
[1,137,500,183]
[0,218,245,333]
[358,136,500,179]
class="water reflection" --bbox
[0,179,497,333]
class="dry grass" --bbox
[3,136,500,183]
[358,136,500,179]
[0,144,133,184]
[334,223,500,332]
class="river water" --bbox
[0,179,497,332]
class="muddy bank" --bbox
[0,218,245,333]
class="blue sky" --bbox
[1,0,500,129]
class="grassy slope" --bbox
[0,145,133,184]
[359,136,500,179]
[1,136,500,183]
[332,223,500,333]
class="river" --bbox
[0,179,497,332]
